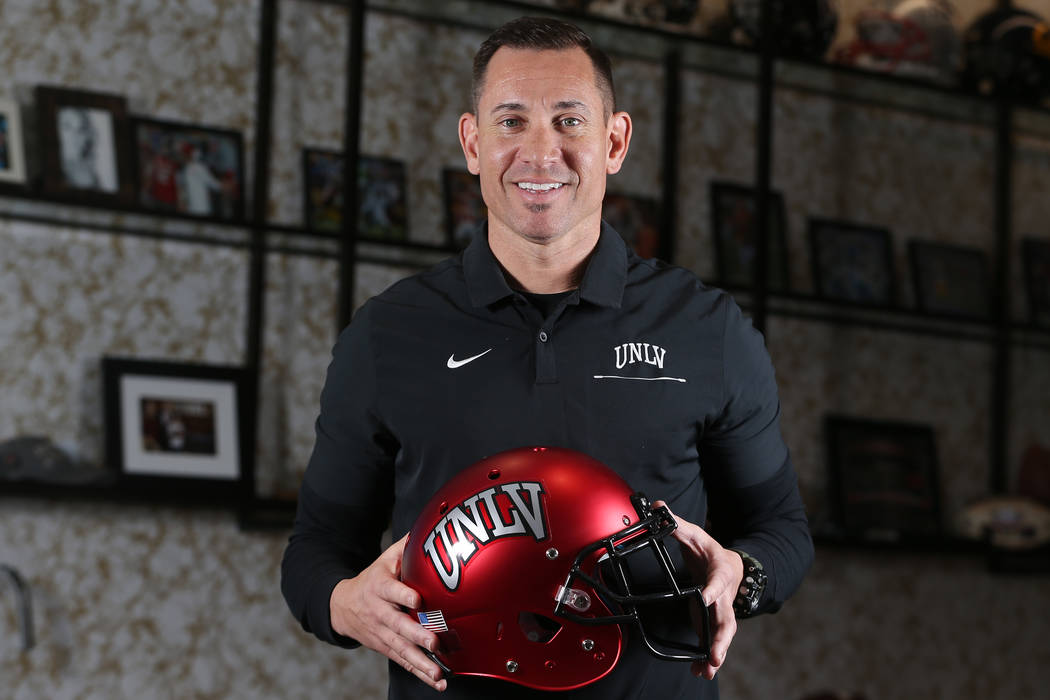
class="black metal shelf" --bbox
[723,287,1050,350]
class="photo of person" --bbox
[133,119,244,219]
[140,397,217,456]
[710,182,789,291]
[304,148,343,232]
[357,156,407,241]
[442,167,486,249]
[303,150,408,241]
[57,106,119,192]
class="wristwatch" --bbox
[731,550,767,619]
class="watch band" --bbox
[731,549,767,619]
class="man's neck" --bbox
[487,221,600,294]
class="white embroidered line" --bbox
[593,375,687,383]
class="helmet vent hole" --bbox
[487,469,501,480]
[438,501,448,514]
[518,612,562,644]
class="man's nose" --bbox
[518,124,561,165]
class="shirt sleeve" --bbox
[280,301,399,646]
[699,294,814,614]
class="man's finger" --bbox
[378,575,422,610]
[377,626,447,691]
[654,500,715,550]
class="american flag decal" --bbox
[417,610,448,632]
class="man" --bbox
[282,16,813,699]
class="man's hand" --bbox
[653,501,745,681]
[330,534,447,692]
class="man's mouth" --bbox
[516,182,564,192]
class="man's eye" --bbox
[500,118,520,128]
[561,117,581,127]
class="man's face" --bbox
[459,47,630,247]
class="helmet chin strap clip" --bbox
[555,585,593,612]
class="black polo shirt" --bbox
[282,223,813,700]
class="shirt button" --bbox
[538,330,549,343]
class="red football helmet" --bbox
[400,446,710,691]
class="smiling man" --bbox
[282,16,813,700]
[459,43,630,294]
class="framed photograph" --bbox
[825,415,941,542]
[132,117,245,220]
[603,191,662,259]
[102,357,253,502]
[810,218,895,306]
[35,85,135,205]
[709,181,789,291]
[302,148,408,242]
[1022,238,1050,327]
[909,240,991,319]
[442,167,486,249]
[0,96,28,185]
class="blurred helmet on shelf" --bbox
[961,5,1050,103]
[728,0,839,60]
[957,495,1050,551]
[834,0,962,85]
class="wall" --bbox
[2,1,1049,698]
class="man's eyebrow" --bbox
[553,100,589,113]
[490,102,526,114]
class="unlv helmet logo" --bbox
[422,481,547,591]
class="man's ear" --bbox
[606,111,632,175]
[458,112,480,175]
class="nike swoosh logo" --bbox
[447,348,492,369]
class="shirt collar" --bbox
[463,221,627,309]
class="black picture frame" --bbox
[131,116,245,221]
[302,148,408,242]
[35,85,135,205]
[810,218,896,306]
[709,180,789,291]
[442,167,486,249]
[908,240,991,320]
[1022,238,1050,327]
[102,357,253,504]
[603,191,662,259]
[0,95,28,186]
[825,415,942,543]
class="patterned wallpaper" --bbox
[2,1,1050,699]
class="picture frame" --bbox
[102,357,253,503]
[302,148,408,242]
[35,85,135,205]
[810,218,896,306]
[0,96,28,186]
[442,167,486,249]
[131,116,245,221]
[1022,238,1050,327]
[825,415,942,542]
[908,240,991,319]
[603,191,662,259]
[709,181,789,291]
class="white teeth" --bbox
[517,182,562,192]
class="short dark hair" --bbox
[471,16,616,116]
